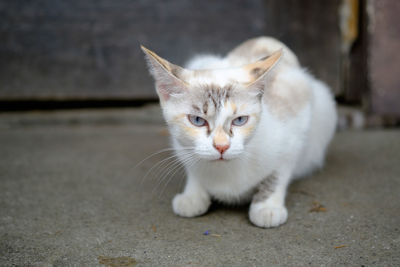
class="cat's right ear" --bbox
[243,49,282,95]
[141,46,190,102]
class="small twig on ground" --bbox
[309,201,327,212]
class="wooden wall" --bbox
[368,0,400,117]
[0,0,341,101]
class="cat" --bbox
[141,36,337,228]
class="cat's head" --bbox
[142,46,281,161]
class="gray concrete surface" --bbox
[0,105,399,266]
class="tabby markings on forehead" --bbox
[192,105,201,113]
[200,84,233,114]
[202,101,208,115]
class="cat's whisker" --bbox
[152,162,186,195]
[159,152,197,182]
[151,151,195,183]
[157,155,201,197]
[175,155,201,190]
[135,146,196,170]
[153,153,197,195]
[134,147,177,169]
[177,166,187,189]
[150,150,195,182]
[140,154,175,185]
[156,162,192,197]
[153,155,189,185]
[140,151,192,185]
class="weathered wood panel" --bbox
[263,0,341,95]
[0,0,341,100]
[368,0,400,116]
[345,0,368,103]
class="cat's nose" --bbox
[214,143,230,154]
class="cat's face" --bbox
[164,84,263,161]
[142,46,281,161]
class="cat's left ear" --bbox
[243,49,282,95]
[141,46,192,102]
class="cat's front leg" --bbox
[172,174,211,217]
[249,173,290,228]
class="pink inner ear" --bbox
[157,84,171,101]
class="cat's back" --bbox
[226,36,300,68]
[185,36,300,70]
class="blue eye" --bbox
[188,115,208,127]
[232,116,249,126]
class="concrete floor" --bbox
[0,105,399,266]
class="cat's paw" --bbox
[249,202,288,228]
[172,193,210,217]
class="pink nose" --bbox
[214,143,230,154]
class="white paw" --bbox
[249,202,288,228]
[172,193,210,217]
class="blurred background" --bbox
[1,1,400,265]
[1,0,399,125]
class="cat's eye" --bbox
[232,116,249,126]
[188,115,208,127]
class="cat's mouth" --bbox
[212,152,241,161]
[210,157,225,162]
[198,152,235,161]
[214,155,230,161]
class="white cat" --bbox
[142,36,337,228]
